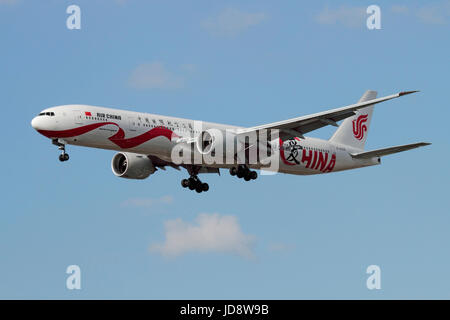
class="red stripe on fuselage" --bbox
[110,126,177,149]
[37,122,117,139]
[37,122,178,149]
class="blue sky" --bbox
[0,0,449,299]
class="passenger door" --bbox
[73,110,83,125]
[128,116,138,132]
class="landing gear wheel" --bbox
[181,179,189,188]
[236,165,250,179]
[231,165,257,181]
[182,174,209,193]
[59,153,69,162]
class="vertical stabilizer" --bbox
[329,90,377,150]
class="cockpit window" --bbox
[37,112,55,116]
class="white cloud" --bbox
[315,5,366,28]
[128,62,184,90]
[121,195,173,208]
[416,2,450,25]
[150,213,255,259]
[202,8,266,36]
[316,3,450,28]
[391,2,450,25]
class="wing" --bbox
[148,155,220,175]
[234,91,418,139]
[148,155,181,171]
[350,142,431,159]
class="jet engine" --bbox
[111,152,156,179]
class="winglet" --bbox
[399,90,419,96]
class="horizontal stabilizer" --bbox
[351,142,431,159]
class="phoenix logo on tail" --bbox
[352,114,368,140]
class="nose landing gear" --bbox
[230,165,257,181]
[53,139,69,162]
[181,176,209,193]
[59,152,69,162]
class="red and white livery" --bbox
[31,90,430,193]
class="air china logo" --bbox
[352,114,368,140]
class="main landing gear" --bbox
[181,176,209,193]
[53,139,69,162]
[230,165,257,181]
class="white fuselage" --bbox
[31,104,379,175]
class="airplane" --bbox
[31,90,430,193]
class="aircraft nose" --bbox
[31,115,48,131]
[31,116,41,130]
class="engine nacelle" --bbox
[111,152,156,179]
